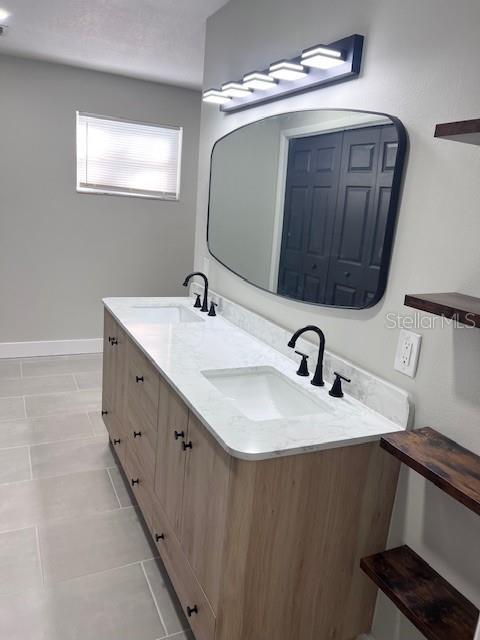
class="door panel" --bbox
[326,124,397,306]
[278,132,343,303]
[155,377,189,536]
[102,310,127,463]
[180,414,231,612]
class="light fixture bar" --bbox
[201,34,363,113]
[202,89,231,105]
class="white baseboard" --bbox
[0,338,103,359]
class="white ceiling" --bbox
[0,0,229,88]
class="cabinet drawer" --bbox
[152,495,215,640]
[126,340,160,432]
[125,446,153,529]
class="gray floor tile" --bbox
[22,354,103,378]
[0,413,93,448]
[39,506,156,584]
[0,374,76,398]
[25,389,102,417]
[144,558,189,635]
[0,397,25,422]
[0,527,42,595]
[0,563,165,640]
[0,447,31,484]
[0,469,119,532]
[108,467,137,507]
[30,436,115,479]
[88,410,109,436]
[74,371,102,390]
[0,360,21,380]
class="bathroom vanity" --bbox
[102,295,409,640]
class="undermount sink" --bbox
[202,366,332,421]
[130,305,203,324]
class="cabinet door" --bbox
[180,414,231,611]
[154,377,189,535]
[102,310,127,463]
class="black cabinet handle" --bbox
[133,431,142,439]
[101,410,108,416]
[112,438,121,445]
[174,430,185,440]
[136,375,144,383]
[182,441,193,451]
[187,605,198,617]
[155,533,165,542]
[111,338,118,346]
[131,478,140,487]
[108,336,113,343]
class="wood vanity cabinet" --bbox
[102,308,400,640]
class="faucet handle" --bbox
[208,301,218,317]
[294,351,310,377]
[193,293,202,308]
[329,371,351,398]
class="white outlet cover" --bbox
[394,329,422,378]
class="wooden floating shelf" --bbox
[361,545,479,640]
[404,292,480,328]
[435,119,480,145]
[381,427,480,516]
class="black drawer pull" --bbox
[112,438,121,445]
[182,441,193,451]
[187,605,198,617]
[174,430,185,440]
[133,431,142,439]
[131,478,140,487]
[111,338,118,346]
[101,410,108,416]
[136,375,144,383]
[155,533,165,542]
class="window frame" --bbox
[75,111,183,201]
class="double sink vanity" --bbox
[102,287,409,640]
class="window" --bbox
[76,112,182,200]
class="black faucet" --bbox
[288,325,326,387]
[182,272,209,312]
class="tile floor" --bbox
[0,353,191,640]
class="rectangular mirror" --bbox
[207,109,407,309]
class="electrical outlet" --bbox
[394,329,422,377]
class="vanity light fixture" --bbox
[203,34,364,113]
[202,89,232,105]
[221,82,252,98]
[269,61,307,81]
[242,72,277,91]
[301,45,345,69]
[0,8,10,21]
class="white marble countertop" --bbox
[104,296,407,461]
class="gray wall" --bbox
[195,1,480,638]
[0,54,201,343]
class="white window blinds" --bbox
[76,112,182,200]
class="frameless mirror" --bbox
[207,109,407,309]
